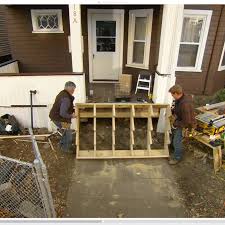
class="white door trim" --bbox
[87,9,124,83]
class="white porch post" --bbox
[69,4,83,73]
[152,4,184,105]
[69,4,86,105]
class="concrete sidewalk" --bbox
[64,159,185,218]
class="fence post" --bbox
[29,128,56,217]
[34,159,55,218]
[39,162,56,218]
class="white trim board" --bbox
[218,41,225,71]
[87,9,124,83]
[176,9,212,72]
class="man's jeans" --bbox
[53,121,73,152]
[172,128,183,161]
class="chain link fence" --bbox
[0,129,56,218]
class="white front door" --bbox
[88,10,124,81]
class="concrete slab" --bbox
[64,159,186,218]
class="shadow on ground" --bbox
[64,158,186,218]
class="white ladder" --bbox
[135,74,152,96]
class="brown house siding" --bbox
[5,5,72,73]
[204,5,225,95]
[176,5,223,95]
[81,5,162,92]
[0,5,11,58]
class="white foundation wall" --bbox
[0,75,86,130]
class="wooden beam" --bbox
[112,104,116,155]
[75,107,80,156]
[0,134,52,139]
[147,105,153,155]
[77,149,169,159]
[130,106,135,156]
[15,139,49,144]
[213,146,222,173]
[93,104,97,157]
[76,103,169,107]
[203,101,225,111]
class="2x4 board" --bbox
[75,103,171,159]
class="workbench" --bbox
[195,105,224,173]
[193,134,223,173]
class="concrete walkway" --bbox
[64,159,186,218]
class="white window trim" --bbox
[176,9,212,72]
[218,41,225,71]
[126,9,153,70]
[31,9,64,33]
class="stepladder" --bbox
[75,103,172,159]
[135,74,152,96]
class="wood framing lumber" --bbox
[48,138,58,160]
[0,134,52,139]
[75,103,171,159]
[194,135,223,173]
[112,105,116,154]
[93,104,97,157]
[76,103,170,118]
[203,101,225,111]
[213,146,222,173]
[75,108,80,155]
[77,149,169,159]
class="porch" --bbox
[87,83,151,103]
[70,4,184,105]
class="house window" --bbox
[218,42,225,71]
[126,9,153,70]
[31,9,64,33]
[176,10,212,72]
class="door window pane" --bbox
[133,42,145,63]
[134,17,147,41]
[96,21,116,37]
[177,44,199,67]
[97,38,115,52]
[181,17,203,43]
[222,52,225,66]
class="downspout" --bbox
[203,5,223,95]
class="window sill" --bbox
[176,68,202,73]
[32,31,64,34]
[126,64,149,70]
[218,67,225,72]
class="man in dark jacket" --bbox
[168,84,196,165]
[49,81,76,153]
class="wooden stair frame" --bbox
[75,103,171,159]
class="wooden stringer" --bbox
[75,103,171,159]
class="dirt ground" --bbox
[0,118,224,218]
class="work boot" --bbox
[168,159,180,165]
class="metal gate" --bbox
[0,129,56,218]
